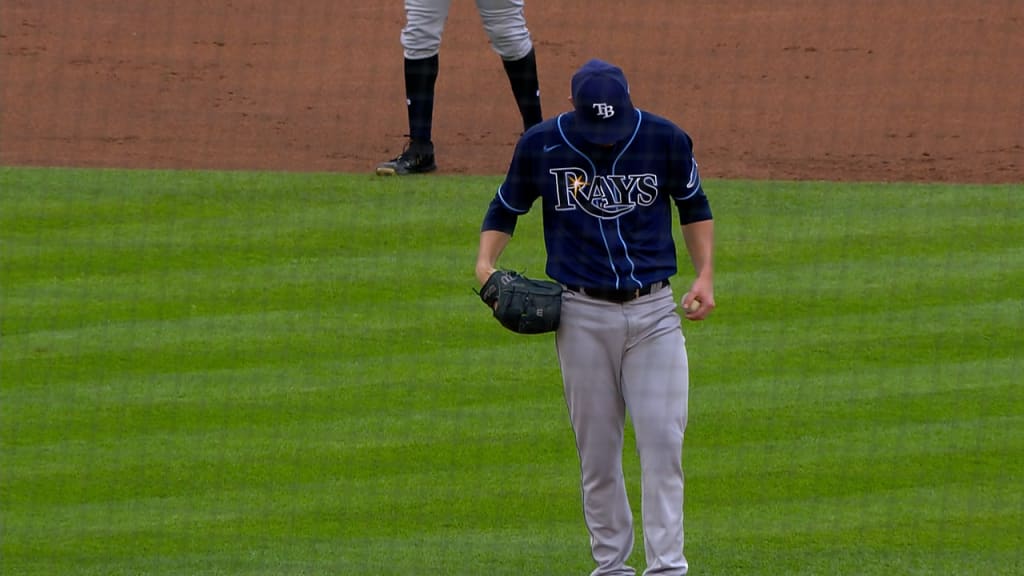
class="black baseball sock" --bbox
[502,48,543,131]
[404,55,439,144]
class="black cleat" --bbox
[375,140,437,176]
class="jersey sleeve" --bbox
[481,135,542,233]
[667,129,713,225]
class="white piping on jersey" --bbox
[614,220,641,289]
[495,183,529,214]
[556,110,646,290]
[676,159,702,201]
[612,115,645,288]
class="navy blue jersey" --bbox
[482,109,712,289]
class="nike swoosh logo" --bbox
[543,144,562,153]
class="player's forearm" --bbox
[681,219,714,280]
[476,230,512,285]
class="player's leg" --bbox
[475,0,543,130]
[620,289,689,575]
[556,291,636,575]
[376,0,451,176]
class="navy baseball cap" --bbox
[571,59,637,144]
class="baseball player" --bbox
[474,59,714,575]
[376,0,544,176]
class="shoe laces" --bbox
[396,138,432,161]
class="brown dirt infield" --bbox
[2,1,1021,183]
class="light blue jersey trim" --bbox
[555,112,647,289]
[615,219,642,289]
[556,113,590,167]
[672,158,703,201]
[612,110,644,289]
[557,114,623,287]
[610,109,643,174]
[496,183,530,214]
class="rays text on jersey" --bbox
[550,167,658,219]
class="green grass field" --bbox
[2,167,1022,575]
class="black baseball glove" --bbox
[478,270,562,334]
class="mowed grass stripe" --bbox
[2,168,1022,575]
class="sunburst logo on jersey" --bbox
[569,174,587,197]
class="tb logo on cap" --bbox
[592,103,616,119]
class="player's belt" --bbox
[565,279,669,303]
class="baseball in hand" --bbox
[686,298,701,313]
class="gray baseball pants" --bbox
[401,0,534,61]
[556,286,689,576]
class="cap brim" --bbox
[575,107,637,144]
